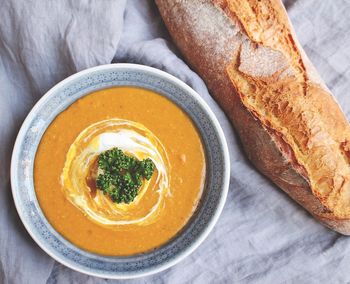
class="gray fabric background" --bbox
[1,0,350,283]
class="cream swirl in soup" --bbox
[61,119,170,227]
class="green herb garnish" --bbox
[96,147,155,204]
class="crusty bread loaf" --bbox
[155,0,350,234]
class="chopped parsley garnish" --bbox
[96,147,155,204]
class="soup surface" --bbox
[34,87,206,256]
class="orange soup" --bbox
[34,87,206,256]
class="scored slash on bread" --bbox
[156,0,350,234]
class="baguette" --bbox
[155,0,350,234]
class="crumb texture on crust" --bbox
[222,0,350,218]
[155,0,350,220]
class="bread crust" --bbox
[156,0,350,234]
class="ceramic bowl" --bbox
[11,64,230,279]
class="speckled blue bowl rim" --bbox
[11,64,230,279]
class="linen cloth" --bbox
[1,0,350,283]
